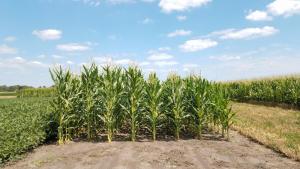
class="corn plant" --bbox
[166,74,187,140]
[80,64,99,140]
[145,72,163,141]
[212,85,235,139]
[187,76,211,139]
[98,66,124,142]
[123,67,145,141]
[50,67,80,144]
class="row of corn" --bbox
[50,64,234,144]
[224,76,300,107]
[17,88,55,98]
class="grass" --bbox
[231,102,300,160]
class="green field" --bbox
[1,66,300,165]
[0,98,55,164]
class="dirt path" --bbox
[3,131,299,169]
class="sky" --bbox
[1,0,300,87]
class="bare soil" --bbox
[3,131,299,169]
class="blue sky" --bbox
[1,0,300,86]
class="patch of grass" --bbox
[231,102,300,160]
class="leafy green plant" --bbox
[98,66,124,142]
[187,76,211,139]
[123,67,145,141]
[0,98,52,164]
[145,72,163,141]
[166,74,187,140]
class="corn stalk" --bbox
[145,72,163,141]
[123,67,145,142]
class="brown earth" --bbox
[3,131,299,169]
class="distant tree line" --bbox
[0,85,50,92]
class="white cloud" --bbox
[177,15,187,21]
[93,56,135,66]
[52,54,63,59]
[142,18,153,24]
[32,29,62,40]
[115,59,132,65]
[159,0,211,13]
[158,47,171,51]
[66,61,74,65]
[31,61,48,67]
[148,53,174,61]
[0,57,48,69]
[4,36,16,42]
[0,44,18,54]
[209,55,241,61]
[183,63,199,72]
[179,39,217,52]
[167,29,191,37]
[267,0,300,17]
[154,60,178,66]
[139,61,150,66]
[75,0,101,7]
[220,26,278,40]
[246,10,272,21]
[56,43,90,52]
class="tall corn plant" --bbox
[98,66,124,142]
[187,76,211,139]
[212,85,235,139]
[166,74,187,140]
[145,72,163,141]
[81,64,99,140]
[123,67,145,142]
[50,67,80,144]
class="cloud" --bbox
[139,61,150,66]
[209,55,241,61]
[147,53,174,61]
[246,10,272,21]
[183,63,200,72]
[177,15,187,21]
[167,29,191,37]
[0,57,48,69]
[66,61,74,65]
[32,29,62,40]
[142,18,153,24]
[154,60,178,66]
[220,26,278,40]
[56,43,90,52]
[93,56,136,66]
[0,44,18,54]
[158,47,171,52]
[267,0,300,17]
[245,0,300,21]
[4,36,16,42]
[52,54,64,59]
[159,0,211,13]
[179,39,217,52]
[114,59,132,65]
